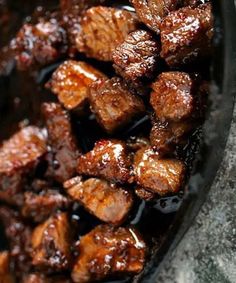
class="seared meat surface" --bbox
[72,225,146,282]
[22,273,72,283]
[89,77,145,133]
[0,251,15,283]
[135,187,156,201]
[64,177,133,225]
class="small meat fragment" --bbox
[76,6,139,61]
[131,0,180,33]
[89,77,145,133]
[64,177,133,225]
[31,212,71,271]
[127,136,150,152]
[21,191,70,223]
[42,103,80,183]
[150,72,198,122]
[135,187,156,201]
[134,147,186,195]
[0,251,15,283]
[47,60,106,112]
[113,30,160,87]
[160,3,213,66]
[0,206,32,275]
[77,140,131,183]
[72,225,146,282]
[0,126,47,206]
[22,273,72,283]
[11,17,68,70]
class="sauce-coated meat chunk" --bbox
[160,3,213,66]
[21,191,70,223]
[134,147,186,195]
[22,273,72,283]
[76,6,139,61]
[0,251,15,283]
[72,225,146,282]
[31,212,71,271]
[47,60,106,112]
[64,177,133,225]
[0,126,47,206]
[42,103,80,183]
[11,17,68,70]
[89,77,145,133]
[77,140,131,183]
[113,30,160,87]
[131,0,180,33]
[135,187,156,201]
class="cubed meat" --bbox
[47,60,106,112]
[77,140,131,183]
[31,212,71,271]
[22,273,72,283]
[76,6,139,61]
[131,0,180,33]
[133,147,186,195]
[42,103,80,183]
[89,77,145,133]
[0,206,32,275]
[135,187,156,201]
[0,251,15,283]
[150,72,198,122]
[0,126,47,206]
[11,17,68,70]
[64,177,133,225]
[71,225,146,282]
[160,3,213,66]
[21,191,70,223]
[113,30,160,88]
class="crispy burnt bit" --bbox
[130,0,181,34]
[76,6,139,61]
[47,60,106,112]
[64,177,133,225]
[135,187,156,201]
[0,251,15,283]
[22,273,72,283]
[0,206,32,275]
[11,16,68,71]
[89,77,145,134]
[77,139,131,184]
[133,147,186,195]
[42,103,80,183]
[113,30,160,88]
[21,191,70,223]
[72,225,146,283]
[160,3,213,67]
[0,126,47,206]
[31,212,71,272]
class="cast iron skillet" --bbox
[0,0,235,282]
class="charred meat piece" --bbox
[0,251,15,283]
[89,77,145,134]
[72,225,146,282]
[76,6,139,61]
[11,17,68,70]
[77,139,131,183]
[130,0,180,33]
[31,212,71,271]
[113,30,160,88]
[135,187,156,201]
[0,206,32,275]
[0,126,47,206]
[47,60,106,112]
[22,273,72,283]
[64,177,133,225]
[134,147,186,195]
[42,102,80,183]
[160,3,213,66]
[21,191,70,223]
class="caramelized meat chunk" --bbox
[42,103,80,183]
[89,77,145,133]
[77,140,131,183]
[21,191,70,223]
[0,251,15,283]
[31,212,71,271]
[22,273,72,283]
[160,3,213,66]
[11,17,68,70]
[131,0,180,33]
[135,187,156,201]
[0,126,47,206]
[47,60,106,111]
[134,147,186,195]
[113,30,160,87]
[64,177,133,225]
[127,136,150,152]
[72,225,146,282]
[76,6,139,61]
